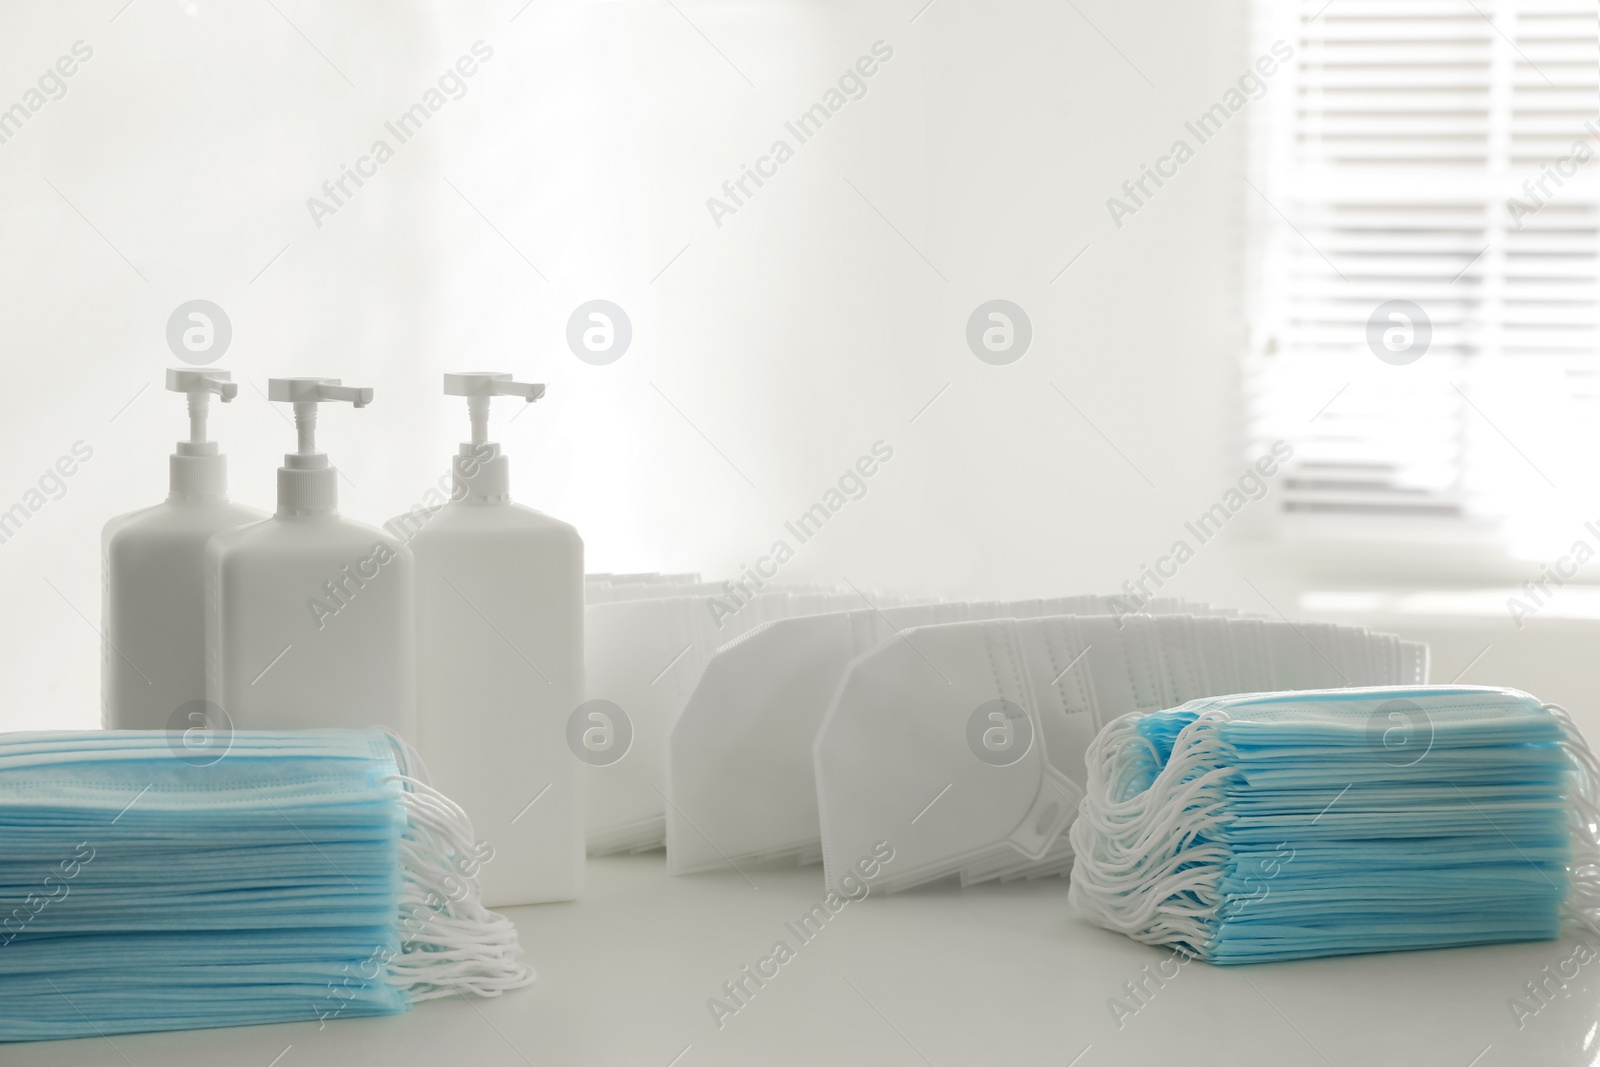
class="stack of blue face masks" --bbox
[1069,686,1600,964]
[0,730,533,1042]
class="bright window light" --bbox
[1248,0,1599,564]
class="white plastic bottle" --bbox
[103,369,266,730]
[398,372,584,905]
[206,378,415,738]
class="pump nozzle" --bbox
[442,372,544,502]
[164,369,243,499]
[266,377,374,515]
[166,369,238,447]
[268,378,373,456]
[444,372,544,446]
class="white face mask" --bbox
[814,613,1431,895]
[584,587,919,854]
[814,617,1084,895]
[668,601,979,873]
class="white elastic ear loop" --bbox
[1069,711,1236,956]
[379,730,536,1002]
[1544,704,1600,940]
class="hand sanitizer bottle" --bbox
[103,369,266,730]
[206,378,415,738]
[399,372,584,905]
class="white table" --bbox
[8,852,1594,1066]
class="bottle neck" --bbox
[277,452,339,515]
[453,442,511,504]
[169,442,227,501]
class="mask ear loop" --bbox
[1068,710,1236,960]
[1543,703,1600,941]
[378,730,537,1003]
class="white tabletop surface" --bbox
[7,850,1598,1067]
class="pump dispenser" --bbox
[103,370,267,729]
[206,378,415,739]
[447,372,543,503]
[268,377,372,514]
[168,369,238,497]
[398,372,585,905]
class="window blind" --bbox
[1248,0,1599,557]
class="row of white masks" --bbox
[659,601,1427,895]
[664,597,1267,876]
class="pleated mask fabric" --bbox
[0,729,532,1042]
[1068,686,1600,964]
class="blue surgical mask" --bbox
[1069,686,1600,964]
[0,729,532,1042]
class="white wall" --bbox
[0,0,1266,730]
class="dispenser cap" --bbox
[165,368,237,499]
[267,377,373,515]
[444,372,544,503]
